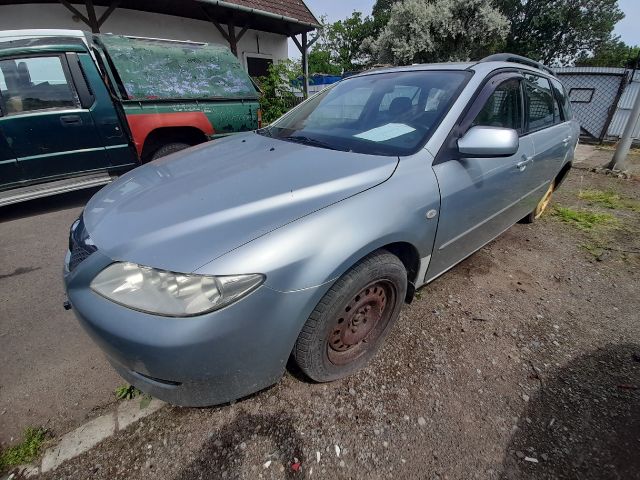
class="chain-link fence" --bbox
[555,67,629,141]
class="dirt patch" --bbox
[30,170,640,480]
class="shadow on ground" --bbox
[0,187,100,222]
[175,410,305,479]
[502,343,640,479]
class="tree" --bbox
[308,12,376,74]
[495,0,625,65]
[368,0,509,65]
[575,39,640,67]
[308,49,342,76]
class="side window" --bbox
[0,56,78,116]
[551,78,572,121]
[471,78,523,132]
[524,74,555,131]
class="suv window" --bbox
[471,78,523,132]
[0,56,78,116]
[524,74,555,131]
[550,77,572,121]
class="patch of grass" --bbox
[0,427,46,470]
[115,384,142,400]
[553,206,617,230]
[579,189,640,213]
[578,189,623,209]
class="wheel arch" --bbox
[141,127,209,162]
[554,161,572,190]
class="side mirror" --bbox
[457,126,519,157]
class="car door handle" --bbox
[60,115,82,126]
[562,136,571,145]
[516,156,533,171]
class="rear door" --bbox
[0,54,111,184]
[522,73,571,203]
[427,73,535,280]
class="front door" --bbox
[0,54,110,184]
[427,73,536,280]
[0,122,20,189]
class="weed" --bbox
[115,384,142,400]
[0,427,46,470]
[578,189,622,209]
[553,207,617,230]
[579,189,640,212]
[581,243,604,257]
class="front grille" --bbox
[68,216,97,272]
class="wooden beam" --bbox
[200,6,231,43]
[308,34,320,48]
[98,0,121,28]
[236,25,249,43]
[227,20,238,57]
[58,0,90,26]
[291,34,303,54]
[85,0,99,33]
[301,32,308,98]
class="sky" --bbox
[291,0,640,56]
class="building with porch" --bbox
[0,0,319,92]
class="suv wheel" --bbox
[293,250,407,382]
[151,142,191,161]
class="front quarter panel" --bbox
[196,150,441,292]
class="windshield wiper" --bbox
[256,127,272,137]
[285,135,348,152]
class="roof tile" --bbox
[226,0,319,26]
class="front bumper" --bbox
[64,250,326,406]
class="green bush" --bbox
[256,60,302,124]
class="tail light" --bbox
[257,108,262,129]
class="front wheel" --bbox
[293,250,407,382]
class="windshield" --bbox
[258,70,470,156]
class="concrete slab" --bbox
[116,398,165,431]
[41,412,115,473]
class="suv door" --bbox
[522,73,572,201]
[427,73,536,280]
[0,54,111,184]
[0,122,20,189]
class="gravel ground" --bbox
[19,169,640,479]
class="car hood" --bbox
[83,132,399,273]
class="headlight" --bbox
[90,262,264,317]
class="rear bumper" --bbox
[64,250,326,406]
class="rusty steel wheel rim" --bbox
[327,280,396,366]
[534,182,554,219]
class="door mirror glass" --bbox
[457,125,519,157]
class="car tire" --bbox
[520,180,555,224]
[293,250,407,382]
[151,142,191,161]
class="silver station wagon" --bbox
[64,54,579,406]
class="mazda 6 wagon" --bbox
[64,54,579,406]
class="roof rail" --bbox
[479,53,554,75]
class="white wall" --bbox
[0,4,290,69]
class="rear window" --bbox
[98,35,258,101]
